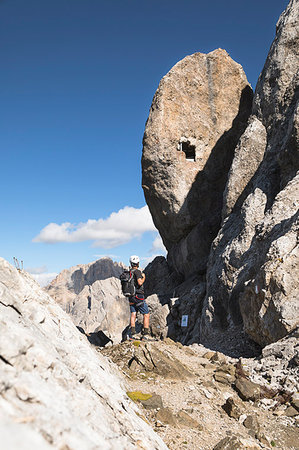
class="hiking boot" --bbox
[141,328,151,340]
[141,334,155,342]
[129,334,142,341]
[129,327,137,337]
[129,328,142,340]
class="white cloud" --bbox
[139,234,167,268]
[26,265,48,274]
[26,266,57,287]
[31,272,58,287]
[150,234,166,254]
[140,254,163,268]
[33,206,156,249]
[93,254,119,259]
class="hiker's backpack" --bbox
[120,269,136,297]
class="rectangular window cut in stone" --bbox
[179,141,196,161]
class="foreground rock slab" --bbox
[0,258,167,449]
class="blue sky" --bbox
[0,0,289,285]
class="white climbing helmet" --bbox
[130,255,140,265]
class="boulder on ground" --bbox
[213,435,260,449]
[243,415,260,434]
[156,407,176,426]
[222,397,243,419]
[176,410,200,428]
[235,378,261,402]
[136,293,170,339]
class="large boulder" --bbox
[142,257,206,342]
[0,258,167,449]
[136,293,170,339]
[200,0,299,346]
[142,49,253,277]
[45,258,129,344]
[69,277,130,343]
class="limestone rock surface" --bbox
[141,294,170,339]
[46,258,129,344]
[144,256,182,298]
[201,0,299,346]
[69,277,129,343]
[142,48,253,277]
[46,257,124,307]
[0,257,167,450]
[143,257,206,344]
[242,328,299,395]
[142,0,298,349]
[103,339,298,449]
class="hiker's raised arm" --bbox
[137,272,145,286]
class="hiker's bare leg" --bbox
[143,313,150,329]
[130,312,136,328]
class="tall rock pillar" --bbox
[142,49,252,278]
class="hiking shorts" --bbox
[129,297,149,315]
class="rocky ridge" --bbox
[45,258,129,344]
[0,258,166,449]
[200,0,299,347]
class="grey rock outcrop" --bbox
[142,49,253,277]
[243,328,299,394]
[136,293,170,339]
[69,277,130,344]
[142,0,298,349]
[0,258,167,449]
[144,256,182,298]
[143,257,206,343]
[201,0,299,346]
[46,257,124,308]
[46,258,129,344]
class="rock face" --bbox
[144,256,182,298]
[142,49,253,277]
[143,258,207,344]
[46,257,124,308]
[243,328,299,394]
[46,258,129,344]
[201,0,299,346]
[142,0,298,348]
[0,258,167,449]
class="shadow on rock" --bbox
[76,326,113,347]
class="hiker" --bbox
[128,255,150,339]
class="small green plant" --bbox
[126,391,152,402]
[271,441,276,447]
[133,341,141,347]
